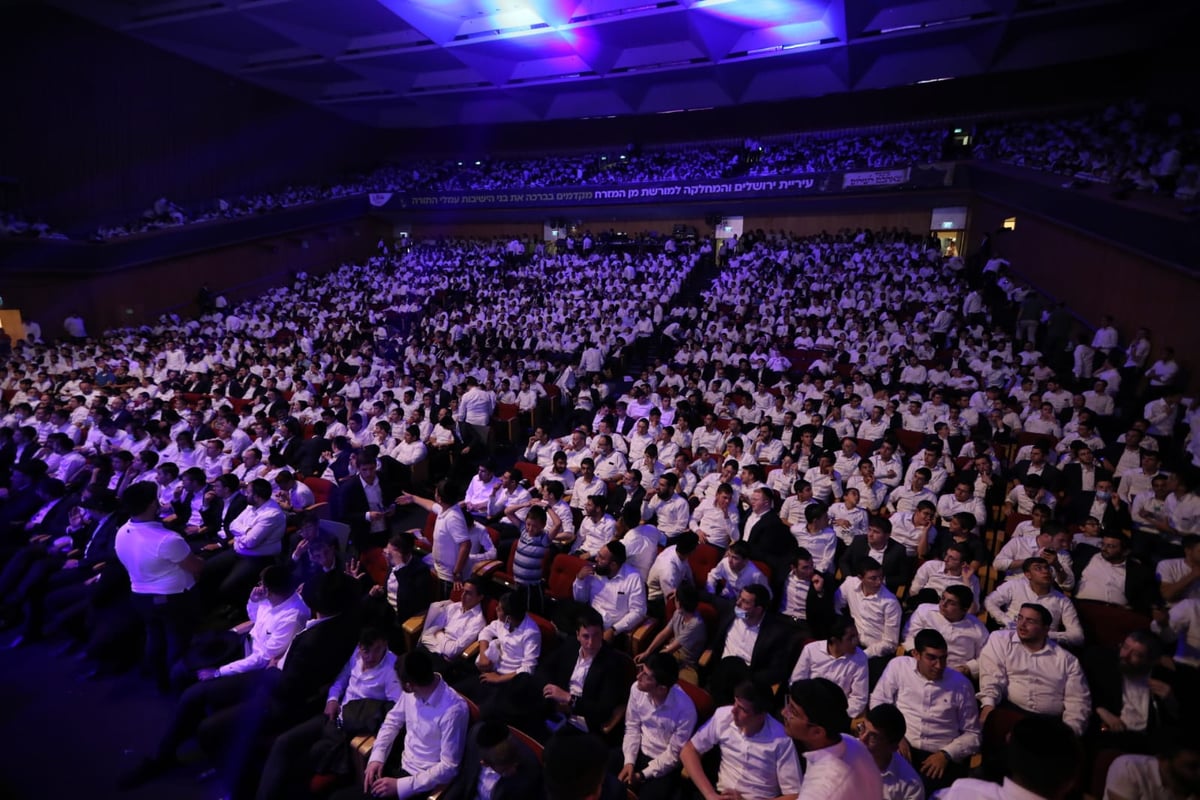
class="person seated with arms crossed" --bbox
[790,615,870,718]
[903,585,988,680]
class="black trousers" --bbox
[255,713,327,800]
[131,589,197,690]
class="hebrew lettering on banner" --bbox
[384,165,940,210]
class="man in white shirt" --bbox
[618,653,699,800]
[457,377,495,452]
[705,541,769,601]
[456,591,541,722]
[978,603,1091,736]
[187,565,308,686]
[575,496,618,557]
[206,477,287,606]
[937,716,1083,800]
[836,560,902,683]
[1103,737,1200,800]
[790,616,870,718]
[1157,534,1200,605]
[257,627,402,799]
[984,557,1084,648]
[870,629,980,795]
[857,704,923,800]
[364,649,469,800]
[782,678,883,800]
[909,544,980,610]
[903,586,989,679]
[680,680,804,800]
[642,473,690,540]
[690,484,741,549]
[572,541,647,642]
[646,532,698,616]
[417,578,487,672]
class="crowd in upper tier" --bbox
[0,227,1197,800]
[2,99,1194,242]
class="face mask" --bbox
[734,607,748,621]
[1095,490,1111,501]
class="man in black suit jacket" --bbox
[1010,446,1062,493]
[538,609,630,738]
[837,517,911,594]
[706,584,796,706]
[202,475,249,546]
[607,470,646,520]
[1059,448,1112,496]
[1065,478,1131,529]
[1073,531,1160,614]
[742,487,795,578]
[336,456,398,552]
[1083,630,1178,753]
[120,572,360,791]
[443,721,543,800]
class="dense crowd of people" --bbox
[0,228,1197,800]
[3,100,1193,243]
[974,100,1199,200]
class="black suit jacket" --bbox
[838,538,911,594]
[743,510,795,574]
[270,610,360,719]
[1059,463,1113,496]
[294,436,329,478]
[1011,461,1062,493]
[1072,546,1160,614]
[1082,646,1177,734]
[710,612,796,688]
[774,574,837,640]
[1066,494,1131,528]
[537,641,630,735]
[202,493,249,540]
[336,477,388,550]
[607,483,645,519]
[443,722,542,800]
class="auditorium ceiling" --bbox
[49,0,1177,128]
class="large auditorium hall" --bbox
[1,1,1199,799]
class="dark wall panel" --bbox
[970,198,1200,392]
[0,4,379,228]
[7,219,376,335]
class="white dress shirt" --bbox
[688,706,804,800]
[792,526,838,573]
[798,734,883,800]
[621,525,661,581]
[1156,558,1200,605]
[910,562,980,609]
[369,676,469,799]
[217,592,309,676]
[870,657,981,762]
[477,615,541,674]
[706,559,769,600]
[647,546,694,601]
[983,578,1084,647]
[937,777,1050,800]
[835,577,902,657]
[419,600,487,659]
[576,513,618,556]
[881,751,924,800]
[643,493,691,537]
[1076,557,1129,606]
[902,605,989,678]
[790,640,870,717]
[977,631,1091,735]
[229,499,287,557]
[572,563,647,633]
[622,682,698,779]
[1102,753,1180,800]
[1156,597,1200,667]
[326,649,403,725]
[690,497,741,549]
